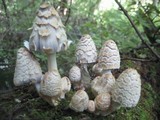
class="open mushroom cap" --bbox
[69,90,89,112]
[76,34,97,64]
[29,2,70,54]
[40,70,62,98]
[98,40,120,70]
[13,47,42,86]
[94,93,111,111]
[111,68,141,107]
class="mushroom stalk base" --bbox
[47,53,57,71]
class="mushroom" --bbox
[29,2,71,71]
[76,34,97,89]
[69,65,83,90]
[91,40,120,96]
[69,90,89,112]
[107,68,141,115]
[13,47,42,86]
[94,93,111,115]
[40,70,62,106]
[60,76,71,99]
[87,100,95,113]
[91,72,115,96]
[28,2,72,105]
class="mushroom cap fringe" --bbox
[111,68,141,107]
[29,3,69,54]
[76,34,97,64]
[14,47,42,86]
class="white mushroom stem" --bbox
[81,63,91,89]
[47,53,57,71]
[102,70,111,75]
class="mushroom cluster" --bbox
[13,2,71,106]
[13,2,141,116]
[69,39,141,116]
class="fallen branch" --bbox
[115,0,160,61]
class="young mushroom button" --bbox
[69,90,89,112]
[13,47,42,86]
[76,34,97,88]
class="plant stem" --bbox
[47,53,57,71]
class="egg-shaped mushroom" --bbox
[111,68,141,107]
[69,90,89,112]
[87,100,95,113]
[91,72,115,96]
[40,70,62,106]
[69,65,82,90]
[13,47,42,86]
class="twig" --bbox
[115,0,160,61]
[65,0,72,25]
[121,57,156,62]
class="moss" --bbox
[0,82,158,120]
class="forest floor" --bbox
[0,60,160,120]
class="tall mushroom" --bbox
[106,68,141,115]
[28,2,71,105]
[91,40,120,96]
[14,47,42,86]
[76,34,97,89]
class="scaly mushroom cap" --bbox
[94,93,111,111]
[40,70,62,97]
[98,40,120,70]
[69,90,89,112]
[111,68,141,107]
[69,65,81,83]
[29,3,69,54]
[91,73,115,96]
[76,34,97,64]
[60,77,71,99]
[14,47,42,86]
[87,100,95,113]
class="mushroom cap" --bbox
[13,47,42,86]
[111,68,141,107]
[60,77,71,99]
[91,72,115,96]
[69,65,81,83]
[69,90,89,112]
[29,3,69,54]
[40,70,62,97]
[76,34,97,64]
[98,40,120,70]
[87,100,95,113]
[94,93,111,111]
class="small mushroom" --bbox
[13,47,42,86]
[107,68,141,115]
[69,65,83,90]
[91,72,115,96]
[29,2,71,71]
[60,77,71,99]
[69,90,89,112]
[76,34,97,88]
[94,93,111,115]
[87,100,95,113]
[40,70,62,106]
